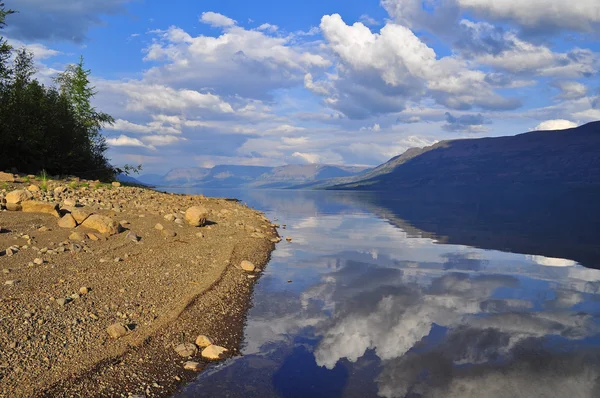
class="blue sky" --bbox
[3,0,600,173]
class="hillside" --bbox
[138,164,369,188]
[324,121,600,190]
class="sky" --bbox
[3,0,600,174]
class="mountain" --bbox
[322,121,600,190]
[137,164,369,188]
[115,173,148,186]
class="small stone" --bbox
[125,231,140,243]
[174,343,198,357]
[58,214,77,229]
[183,361,202,371]
[106,323,128,339]
[195,335,214,348]
[33,258,44,265]
[154,223,164,231]
[87,233,99,241]
[4,280,19,286]
[164,214,176,222]
[37,226,50,232]
[81,215,123,236]
[56,298,68,306]
[286,237,292,242]
[111,181,121,187]
[27,185,40,192]
[196,232,204,238]
[161,230,176,238]
[114,257,122,262]
[79,286,89,295]
[240,260,256,272]
[70,293,80,300]
[201,345,228,360]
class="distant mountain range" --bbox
[308,121,600,190]
[135,164,370,188]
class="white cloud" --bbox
[457,0,600,32]
[532,119,578,131]
[200,12,237,28]
[551,81,588,100]
[106,135,155,150]
[527,255,578,267]
[257,23,279,32]
[142,135,186,146]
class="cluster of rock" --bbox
[175,334,228,370]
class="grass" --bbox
[93,182,112,190]
[22,176,30,183]
[0,182,8,190]
[37,170,49,192]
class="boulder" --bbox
[185,206,208,227]
[69,232,86,241]
[107,323,128,339]
[195,335,214,348]
[111,181,121,187]
[5,203,22,212]
[6,190,33,204]
[0,172,15,182]
[82,215,122,236]
[201,345,228,360]
[71,208,92,224]
[58,214,77,229]
[21,201,60,218]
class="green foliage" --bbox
[38,170,48,192]
[0,5,133,181]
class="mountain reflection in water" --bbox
[172,187,600,398]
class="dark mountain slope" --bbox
[329,121,600,190]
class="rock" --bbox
[154,223,164,231]
[53,186,66,196]
[21,201,60,218]
[5,203,22,212]
[56,298,68,306]
[107,323,128,339]
[174,343,198,357]
[27,185,40,192]
[161,230,177,238]
[6,190,32,204]
[286,237,292,242]
[81,215,122,236]
[240,260,256,272]
[63,198,77,207]
[112,181,121,187]
[37,226,50,232]
[71,208,92,224]
[69,232,86,241]
[33,258,44,265]
[184,206,208,227]
[87,233,99,241]
[195,335,214,348]
[4,280,19,286]
[125,231,140,243]
[79,286,89,295]
[183,361,202,371]
[164,214,176,222]
[58,214,77,229]
[196,232,204,238]
[0,171,15,182]
[201,345,228,360]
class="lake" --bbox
[166,188,600,398]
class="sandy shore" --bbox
[0,176,278,397]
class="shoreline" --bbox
[0,175,278,397]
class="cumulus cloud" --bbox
[532,119,578,131]
[318,14,520,119]
[456,0,600,33]
[551,81,588,100]
[142,22,330,99]
[200,12,237,28]
[443,112,490,133]
[106,135,155,150]
[5,0,132,42]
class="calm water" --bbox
[166,188,600,398]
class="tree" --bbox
[0,2,15,84]
[54,56,115,179]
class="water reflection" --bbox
[174,188,600,397]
